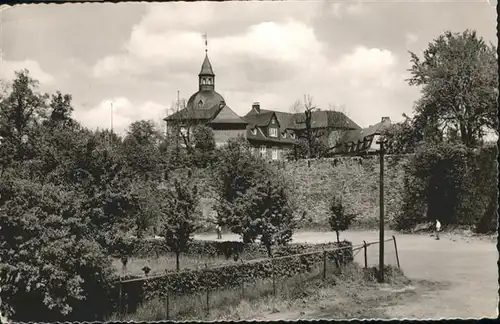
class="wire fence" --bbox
[115,237,401,321]
[351,236,401,270]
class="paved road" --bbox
[196,230,498,319]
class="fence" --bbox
[351,236,401,270]
[114,243,353,320]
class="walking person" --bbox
[435,219,441,240]
[216,224,222,240]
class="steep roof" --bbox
[199,54,215,76]
[209,104,248,124]
[243,111,276,127]
[291,111,360,130]
[165,90,225,121]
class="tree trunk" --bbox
[266,245,272,258]
[175,251,180,271]
[336,231,340,243]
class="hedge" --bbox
[109,236,347,261]
[115,240,353,314]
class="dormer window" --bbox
[198,100,203,108]
[290,133,296,139]
[271,118,276,124]
[251,128,257,135]
[282,132,287,139]
[269,128,277,138]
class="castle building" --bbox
[164,52,386,159]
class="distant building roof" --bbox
[209,104,248,124]
[165,90,225,121]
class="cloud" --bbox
[331,46,398,89]
[90,2,413,130]
[73,97,166,136]
[0,56,55,84]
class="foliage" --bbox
[407,30,498,147]
[117,241,353,313]
[158,173,201,270]
[213,139,297,254]
[0,178,116,322]
[193,124,216,152]
[394,141,498,232]
[122,120,164,182]
[328,195,357,243]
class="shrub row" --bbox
[110,237,347,261]
[116,240,353,314]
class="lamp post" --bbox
[376,137,386,283]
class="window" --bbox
[251,128,257,135]
[282,132,287,139]
[198,100,203,108]
[272,147,279,160]
[208,78,212,85]
[260,145,267,157]
[271,118,276,124]
[290,133,296,139]
[269,128,277,137]
[202,78,206,85]
[250,147,256,155]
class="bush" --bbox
[110,237,349,262]
[117,241,353,313]
[0,179,116,322]
[394,142,498,232]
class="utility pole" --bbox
[377,138,386,283]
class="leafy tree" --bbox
[193,124,215,152]
[159,175,200,271]
[407,30,498,147]
[214,141,296,255]
[0,178,115,322]
[0,70,49,170]
[122,120,163,181]
[328,195,356,243]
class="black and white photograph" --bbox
[0,0,498,322]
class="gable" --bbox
[210,104,247,124]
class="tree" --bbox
[0,70,49,171]
[255,178,296,257]
[291,94,321,158]
[407,30,498,148]
[0,178,115,322]
[328,195,356,243]
[122,120,163,182]
[159,176,200,271]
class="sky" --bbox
[0,0,497,136]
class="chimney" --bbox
[252,101,260,114]
[381,117,391,124]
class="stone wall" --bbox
[175,155,408,230]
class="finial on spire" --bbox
[203,32,208,53]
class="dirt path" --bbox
[196,230,498,319]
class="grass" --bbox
[108,262,410,321]
[112,253,238,277]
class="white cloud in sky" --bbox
[73,97,166,136]
[0,56,55,84]
[90,2,407,130]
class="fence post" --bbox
[392,235,401,269]
[271,257,277,296]
[240,259,245,298]
[118,279,122,317]
[166,290,170,320]
[205,263,210,317]
[363,240,368,269]
[323,250,327,279]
